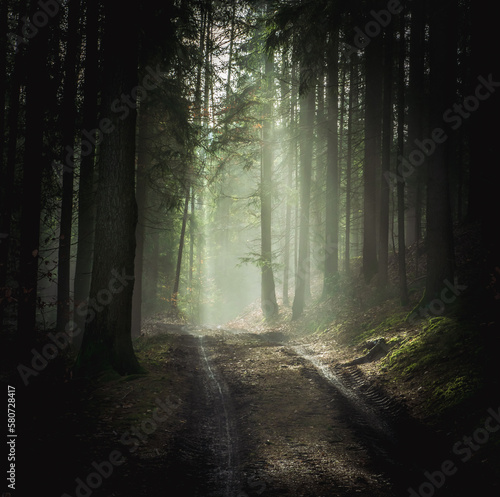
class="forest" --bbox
[1,0,499,496]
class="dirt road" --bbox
[151,324,443,497]
[16,320,498,497]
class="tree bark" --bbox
[418,0,457,309]
[189,188,195,295]
[323,32,339,296]
[132,108,151,337]
[405,0,425,249]
[362,32,383,283]
[378,22,394,287]
[468,0,500,333]
[282,86,294,306]
[397,9,409,306]
[0,0,8,333]
[292,73,315,320]
[283,58,297,306]
[344,57,355,275]
[172,191,190,312]
[18,0,57,343]
[337,63,346,269]
[261,49,278,319]
[73,0,99,349]
[0,5,25,332]
[144,226,160,315]
[76,0,142,376]
[56,0,82,333]
[0,0,6,194]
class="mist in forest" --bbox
[1,1,499,494]
[199,166,262,325]
[1,0,497,381]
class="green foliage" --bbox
[382,317,484,416]
[238,251,283,274]
[431,375,480,413]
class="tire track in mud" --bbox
[210,330,451,497]
[287,343,455,496]
[292,345,396,436]
[198,335,240,496]
[208,331,398,497]
[164,331,241,497]
[161,325,450,496]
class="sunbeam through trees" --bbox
[1,0,499,496]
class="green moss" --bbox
[352,310,408,346]
[433,375,475,401]
[403,363,418,376]
[381,316,484,415]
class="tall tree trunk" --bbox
[283,57,296,306]
[203,5,212,127]
[73,0,99,348]
[132,108,151,337]
[144,226,160,315]
[378,22,394,287]
[418,0,457,309]
[397,9,409,306]
[323,32,339,296]
[18,0,57,344]
[292,73,315,320]
[362,31,383,283]
[76,0,142,376]
[189,188,195,294]
[351,55,362,261]
[0,6,25,332]
[469,0,500,329]
[261,49,278,319]
[172,191,190,312]
[56,0,82,333]
[291,60,300,290]
[405,0,425,249]
[0,0,6,195]
[283,160,293,307]
[187,1,208,314]
[312,73,325,298]
[337,63,346,269]
[344,57,355,275]
[0,0,7,333]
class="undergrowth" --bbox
[381,316,484,418]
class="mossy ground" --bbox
[285,281,498,430]
[237,225,500,441]
[380,317,485,418]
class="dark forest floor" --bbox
[7,314,500,497]
[5,312,500,497]
[2,222,500,496]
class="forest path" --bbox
[24,320,484,497]
[155,324,441,497]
